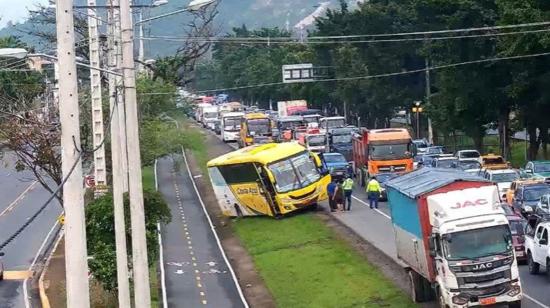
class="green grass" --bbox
[233,214,417,308]
[150,265,160,308]
[142,165,155,191]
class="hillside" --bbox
[0,0,361,57]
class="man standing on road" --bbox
[327,179,337,212]
[366,176,381,209]
[342,175,354,211]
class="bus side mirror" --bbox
[311,153,322,168]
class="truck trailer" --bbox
[386,168,522,307]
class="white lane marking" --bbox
[155,159,169,308]
[0,181,38,218]
[181,146,250,308]
[24,220,60,308]
[352,196,391,219]
[524,294,550,308]
[352,196,547,307]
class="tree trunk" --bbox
[473,134,484,153]
[540,125,549,159]
[498,107,510,159]
[527,124,540,160]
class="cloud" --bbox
[0,0,48,28]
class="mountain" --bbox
[0,0,362,57]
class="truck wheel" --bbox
[508,300,522,308]
[528,252,539,274]
[435,287,449,308]
[408,270,426,303]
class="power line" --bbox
[196,50,550,93]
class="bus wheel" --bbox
[310,203,319,212]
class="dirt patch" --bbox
[184,125,276,308]
[43,238,66,308]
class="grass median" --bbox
[233,213,416,308]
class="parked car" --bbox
[456,160,482,173]
[501,205,528,263]
[481,154,510,170]
[524,160,550,182]
[536,194,550,216]
[524,216,550,279]
[455,149,482,164]
[319,152,349,181]
[425,146,445,155]
[512,182,550,217]
[482,169,520,198]
[430,156,458,168]
[412,139,430,155]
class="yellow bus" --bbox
[207,143,331,217]
[238,113,273,148]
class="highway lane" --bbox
[0,153,62,308]
[157,154,246,308]
[332,187,550,308]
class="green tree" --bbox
[86,190,171,291]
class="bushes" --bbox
[86,189,171,291]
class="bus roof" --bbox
[368,128,411,141]
[243,112,268,120]
[207,142,307,167]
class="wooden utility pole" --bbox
[55,0,90,306]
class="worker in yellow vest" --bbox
[366,176,382,209]
[342,176,354,211]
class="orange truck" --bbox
[352,128,414,186]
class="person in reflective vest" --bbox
[366,176,381,209]
[342,176,354,211]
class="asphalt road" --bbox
[157,154,245,308]
[0,153,62,308]
[331,186,550,308]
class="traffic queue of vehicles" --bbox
[194,99,550,306]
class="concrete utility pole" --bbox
[107,2,131,306]
[138,10,145,71]
[86,0,107,194]
[120,0,151,306]
[114,1,129,192]
[55,0,90,306]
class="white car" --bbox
[482,169,520,198]
[525,220,550,279]
[455,149,482,164]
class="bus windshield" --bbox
[268,152,321,193]
[223,117,241,131]
[369,143,411,160]
[248,119,270,135]
[279,121,303,131]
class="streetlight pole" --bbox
[119,0,151,306]
[412,101,423,139]
[55,0,90,306]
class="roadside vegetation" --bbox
[233,213,416,307]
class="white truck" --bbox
[525,216,550,280]
[387,168,522,308]
[202,106,219,130]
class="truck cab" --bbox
[387,169,522,307]
[525,216,550,280]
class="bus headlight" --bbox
[507,284,521,297]
[452,294,469,305]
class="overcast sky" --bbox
[0,0,47,29]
